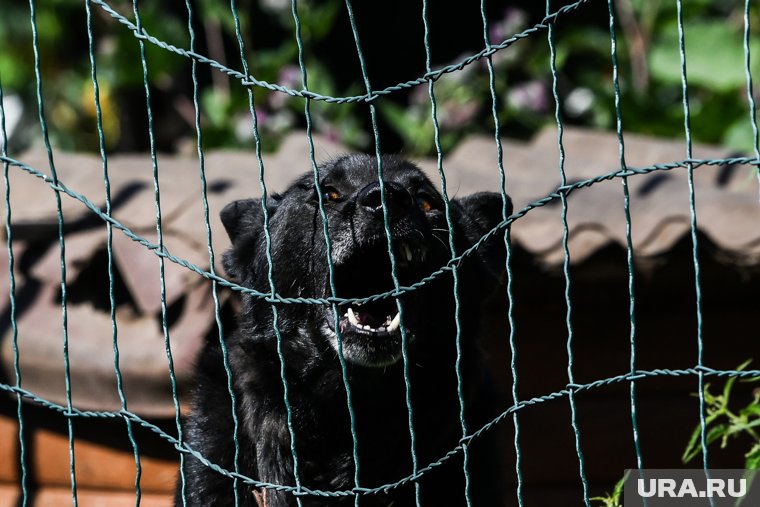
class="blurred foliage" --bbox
[0,0,759,156]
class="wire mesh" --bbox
[0,0,758,505]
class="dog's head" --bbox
[221,154,510,368]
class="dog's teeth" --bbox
[378,327,387,333]
[347,308,359,326]
[363,325,372,331]
[387,312,401,332]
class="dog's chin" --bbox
[320,233,436,367]
[320,317,405,368]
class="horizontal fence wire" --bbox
[0,153,755,307]
[1,0,759,503]
[87,0,591,104]
[0,367,758,498]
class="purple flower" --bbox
[507,80,547,114]
[439,99,480,130]
[268,65,302,109]
[278,65,302,90]
[489,8,527,43]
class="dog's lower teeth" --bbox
[344,308,400,333]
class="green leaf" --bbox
[740,404,760,418]
[683,422,704,463]
[683,423,730,463]
[746,443,760,469]
[727,418,760,435]
[649,21,748,92]
[724,118,760,153]
[378,102,434,156]
[590,472,627,507]
[723,360,752,405]
[612,472,629,498]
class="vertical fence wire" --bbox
[674,2,711,489]
[476,3,525,506]
[288,4,367,504]
[228,3,304,504]
[418,0,474,505]
[9,1,760,503]
[744,0,760,197]
[184,1,242,505]
[0,78,28,507]
[342,0,431,503]
[606,0,645,474]
[419,7,440,506]
[27,1,79,503]
[129,2,187,505]
[546,1,590,505]
[84,1,142,504]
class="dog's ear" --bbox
[452,192,512,280]
[221,198,259,243]
[220,197,281,281]
[453,192,512,236]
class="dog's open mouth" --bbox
[323,237,430,366]
[340,301,401,335]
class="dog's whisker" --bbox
[431,233,449,251]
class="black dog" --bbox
[178,154,511,506]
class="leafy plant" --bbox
[682,360,760,469]
[591,472,627,507]
[2,1,759,156]
[593,361,760,506]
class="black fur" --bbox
[178,155,511,506]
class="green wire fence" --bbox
[0,0,759,506]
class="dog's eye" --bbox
[416,194,433,213]
[322,186,341,202]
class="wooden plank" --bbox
[32,426,176,492]
[0,414,18,482]
[34,487,171,507]
[0,483,19,506]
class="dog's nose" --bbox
[357,181,413,218]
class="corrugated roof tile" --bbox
[2,127,758,415]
